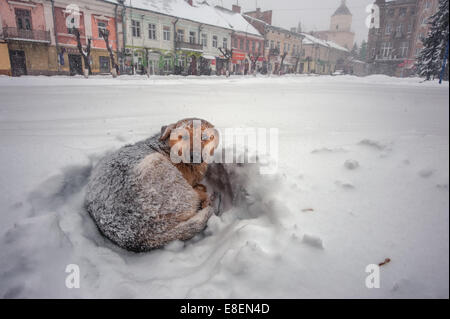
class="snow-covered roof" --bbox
[301,33,329,47]
[325,40,349,52]
[301,33,349,52]
[214,6,262,37]
[105,0,262,36]
[333,0,352,16]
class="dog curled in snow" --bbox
[85,118,220,252]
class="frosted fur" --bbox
[85,134,212,252]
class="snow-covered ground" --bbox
[0,74,448,298]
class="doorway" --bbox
[69,54,83,75]
[9,50,27,77]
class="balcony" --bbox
[175,40,203,52]
[269,48,280,56]
[1,27,51,43]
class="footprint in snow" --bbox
[302,234,324,249]
[335,180,355,190]
[418,169,434,178]
[344,159,359,170]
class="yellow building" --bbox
[0,41,11,76]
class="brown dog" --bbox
[159,118,219,210]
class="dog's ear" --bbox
[159,123,176,141]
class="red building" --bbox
[52,1,119,75]
[215,5,264,74]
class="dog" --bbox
[85,118,220,252]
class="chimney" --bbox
[186,0,193,6]
[232,4,241,13]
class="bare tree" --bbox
[72,28,92,77]
[250,54,261,75]
[279,52,288,75]
[99,28,119,78]
[219,47,233,76]
[293,54,301,74]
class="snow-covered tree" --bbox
[416,0,449,80]
[359,40,367,61]
[351,43,359,58]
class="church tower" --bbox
[330,0,352,32]
[315,0,355,49]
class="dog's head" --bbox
[159,118,219,163]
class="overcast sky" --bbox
[211,0,375,45]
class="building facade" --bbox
[215,5,264,75]
[365,0,438,77]
[410,0,439,59]
[301,33,349,74]
[0,0,121,76]
[0,0,52,76]
[314,0,355,50]
[53,0,120,75]
[244,7,303,74]
[114,0,235,75]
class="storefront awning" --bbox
[202,55,216,60]
[232,51,246,61]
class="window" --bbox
[163,26,171,41]
[265,40,269,48]
[212,35,218,48]
[399,8,407,17]
[201,33,207,46]
[99,56,110,73]
[381,42,392,58]
[164,58,171,72]
[234,38,238,48]
[15,9,32,31]
[246,40,249,51]
[399,42,409,57]
[425,1,431,9]
[223,38,227,49]
[68,17,76,34]
[385,23,392,35]
[189,31,196,44]
[407,23,413,33]
[252,41,255,52]
[388,9,395,17]
[410,8,415,15]
[177,29,184,42]
[283,43,287,53]
[148,23,156,40]
[276,41,280,50]
[270,40,274,49]
[239,39,243,50]
[131,20,141,37]
[396,24,403,36]
[98,21,107,38]
[422,17,428,25]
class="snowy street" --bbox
[0,75,448,298]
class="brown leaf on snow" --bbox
[378,258,391,267]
